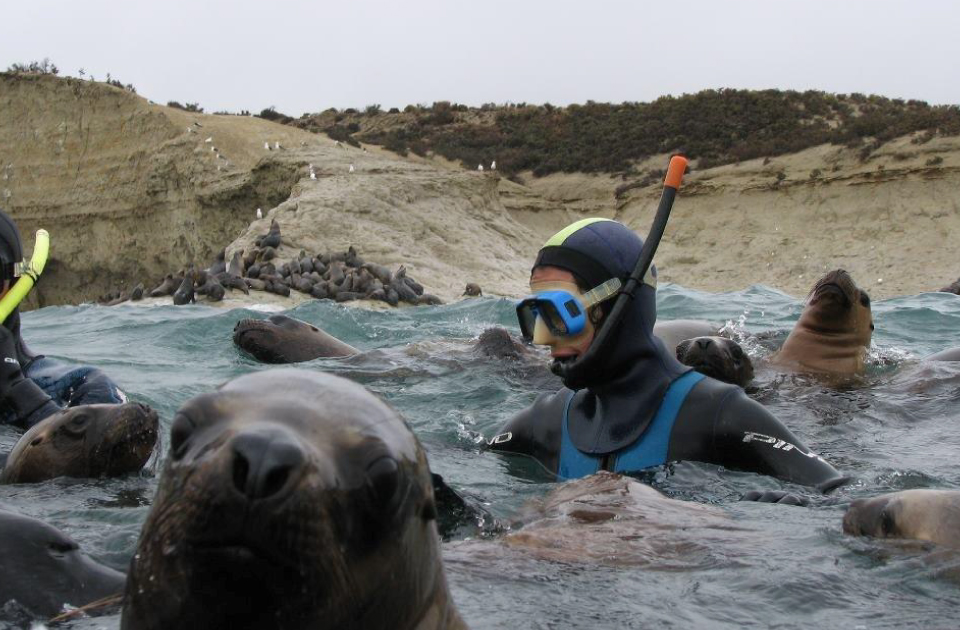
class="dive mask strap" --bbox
[579,278,622,309]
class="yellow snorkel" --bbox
[0,229,49,323]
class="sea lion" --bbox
[843,490,960,548]
[926,347,960,361]
[208,248,227,276]
[233,315,360,363]
[363,262,392,285]
[653,319,718,353]
[172,274,196,305]
[417,294,444,306]
[216,271,250,295]
[462,283,482,297]
[448,471,738,568]
[676,336,754,387]
[259,219,281,249]
[245,278,267,292]
[227,250,243,277]
[121,369,465,630]
[939,278,960,294]
[770,269,874,374]
[0,509,125,619]
[130,282,145,301]
[149,274,178,298]
[0,402,159,484]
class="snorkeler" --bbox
[0,209,125,429]
[487,215,846,490]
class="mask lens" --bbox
[516,300,539,340]
[539,301,569,335]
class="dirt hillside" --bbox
[2,73,957,308]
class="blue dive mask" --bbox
[516,278,622,340]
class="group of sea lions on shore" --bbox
[4,266,960,626]
[99,219,445,308]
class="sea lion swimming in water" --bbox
[653,319,718,353]
[925,347,960,361]
[843,490,960,548]
[0,509,126,619]
[0,403,159,484]
[121,369,465,630]
[233,315,360,363]
[676,336,754,387]
[770,269,874,374]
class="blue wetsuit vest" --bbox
[558,370,704,479]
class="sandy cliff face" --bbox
[614,137,960,299]
[2,74,957,307]
[0,74,305,306]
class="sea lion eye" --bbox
[30,436,43,447]
[365,456,400,510]
[61,415,89,437]
[169,414,196,461]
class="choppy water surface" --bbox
[3,284,960,629]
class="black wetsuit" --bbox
[488,374,845,489]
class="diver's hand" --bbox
[740,490,810,506]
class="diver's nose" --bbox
[231,428,305,501]
[696,338,713,350]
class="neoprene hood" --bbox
[532,218,690,455]
[0,208,24,281]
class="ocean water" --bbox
[3,284,960,629]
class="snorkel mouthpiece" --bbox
[0,229,50,323]
[551,156,688,388]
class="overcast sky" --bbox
[3,0,958,115]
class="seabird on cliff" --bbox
[264,142,271,150]
[477,164,484,172]
[205,137,213,143]
[349,164,355,173]
[491,160,496,170]
[274,141,281,150]
[257,208,263,219]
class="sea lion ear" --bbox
[420,498,438,521]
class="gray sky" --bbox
[3,0,958,116]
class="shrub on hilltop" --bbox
[292,89,960,177]
[5,58,59,75]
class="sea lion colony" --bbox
[98,219,444,307]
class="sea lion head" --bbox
[122,369,458,630]
[676,336,754,387]
[475,327,531,360]
[0,403,159,484]
[801,269,874,343]
[843,489,960,547]
[233,315,357,363]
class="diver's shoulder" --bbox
[688,373,743,400]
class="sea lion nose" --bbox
[231,428,305,501]
[696,338,713,350]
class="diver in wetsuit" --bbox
[0,209,125,429]
[488,218,846,490]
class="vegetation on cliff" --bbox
[293,90,960,176]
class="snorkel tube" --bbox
[551,156,688,385]
[0,229,50,323]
